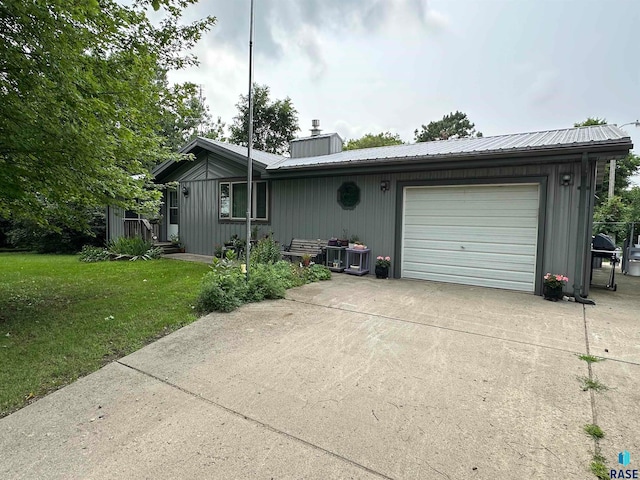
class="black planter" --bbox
[543,284,564,301]
[375,265,389,279]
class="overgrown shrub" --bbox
[245,263,287,302]
[107,237,153,256]
[79,245,110,262]
[195,260,332,314]
[195,259,247,312]
[250,236,281,265]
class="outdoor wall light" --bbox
[181,185,189,196]
[380,180,390,192]
[560,173,572,186]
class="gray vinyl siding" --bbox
[106,206,124,241]
[178,161,583,294]
[290,134,343,159]
[163,152,247,182]
[268,162,583,295]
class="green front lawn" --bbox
[0,253,210,417]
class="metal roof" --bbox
[290,132,343,143]
[267,125,632,171]
[195,137,283,167]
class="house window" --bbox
[168,190,178,224]
[219,181,268,221]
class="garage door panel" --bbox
[402,238,536,255]
[403,270,534,292]
[405,188,539,203]
[404,200,539,215]
[403,248,536,270]
[404,226,538,244]
[404,262,535,283]
[404,215,538,228]
[401,184,539,292]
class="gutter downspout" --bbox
[573,152,595,305]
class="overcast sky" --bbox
[168,0,640,184]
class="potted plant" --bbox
[301,254,312,267]
[348,235,360,249]
[375,256,391,279]
[543,273,568,301]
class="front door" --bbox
[168,190,179,240]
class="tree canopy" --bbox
[574,118,640,241]
[574,118,640,202]
[0,0,215,229]
[229,84,299,155]
[158,79,221,151]
[343,132,404,151]
[414,111,482,142]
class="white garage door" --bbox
[402,184,540,292]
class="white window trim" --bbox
[219,180,269,221]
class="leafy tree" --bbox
[574,117,607,127]
[229,84,299,155]
[593,196,630,242]
[343,132,404,150]
[414,111,482,142]
[574,118,640,200]
[0,0,215,230]
[158,76,227,150]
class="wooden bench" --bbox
[282,238,327,263]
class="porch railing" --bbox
[123,218,159,243]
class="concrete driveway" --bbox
[1,272,639,479]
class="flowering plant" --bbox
[544,273,568,288]
[376,256,391,268]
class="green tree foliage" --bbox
[229,84,299,155]
[593,196,630,241]
[157,76,227,151]
[0,0,215,230]
[343,132,404,150]
[414,111,482,142]
[574,118,640,240]
[574,117,607,127]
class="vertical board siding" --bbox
[107,207,124,241]
[157,152,585,294]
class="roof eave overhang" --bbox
[152,138,269,183]
[263,141,633,179]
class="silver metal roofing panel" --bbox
[267,125,631,170]
[196,137,283,167]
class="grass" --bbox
[590,454,610,479]
[0,253,210,417]
[584,424,605,439]
[578,354,606,364]
[578,376,609,392]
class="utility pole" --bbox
[245,0,255,280]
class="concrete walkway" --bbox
[1,272,638,479]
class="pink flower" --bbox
[377,256,383,260]
[385,256,391,261]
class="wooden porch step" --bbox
[153,242,184,254]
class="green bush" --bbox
[107,237,153,256]
[195,260,332,314]
[250,236,281,265]
[307,264,332,281]
[195,261,247,313]
[105,237,162,261]
[79,245,110,262]
[245,263,287,302]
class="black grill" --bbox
[592,233,616,251]
[591,233,618,291]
